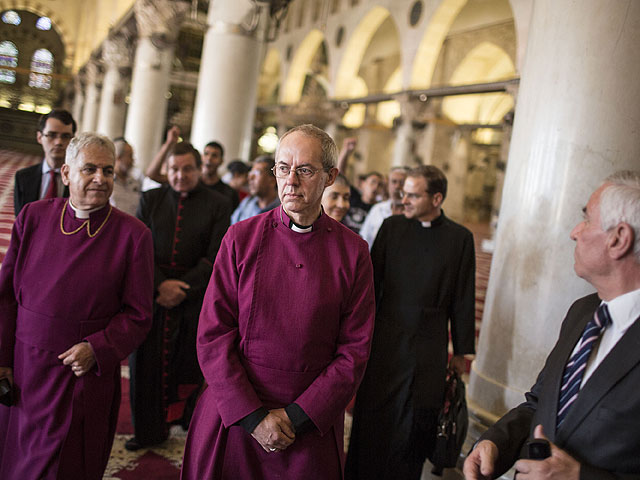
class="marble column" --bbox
[444,129,469,222]
[96,36,130,139]
[391,96,417,168]
[72,74,85,129]
[190,0,270,160]
[125,0,188,168]
[468,0,640,431]
[80,61,101,133]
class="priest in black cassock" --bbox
[126,142,231,450]
[345,165,476,480]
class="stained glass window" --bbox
[29,48,53,89]
[36,17,52,31]
[1,10,21,25]
[0,41,18,84]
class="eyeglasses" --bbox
[272,164,328,179]
[399,190,429,200]
[41,132,74,141]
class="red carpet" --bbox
[0,150,494,479]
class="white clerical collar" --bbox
[421,221,432,228]
[603,288,640,335]
[69,200,106,219]
[280,206,316,234]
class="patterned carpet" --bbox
[0,150,494,479]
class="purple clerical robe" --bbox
[0,198,154,480]
[181,207,375,480]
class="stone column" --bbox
[96,36,131,139]
[125,0,189,168]
[190,0,271,160]
[445,128,469,222]
[72,74,85,129]
[468,0,640,433]
[80,61,102,133]
[391,95,418,168]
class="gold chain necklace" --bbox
[59,200,112,238]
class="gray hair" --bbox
[66,132,115,165]
[600,170,640,260]
[275,124,338,170]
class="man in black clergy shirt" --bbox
[126,141,231,450]
[346,165,476,480]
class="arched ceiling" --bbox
[281,28,325,104]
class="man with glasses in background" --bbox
[346,165,476,480]
[14,109,76,215]
[181,124,375,480]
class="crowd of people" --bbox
[0,108,639,480]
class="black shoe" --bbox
[124,437,144,451]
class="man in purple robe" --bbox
[181,124,376,479]
[0,132,154,479]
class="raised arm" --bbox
[145,125,180,183]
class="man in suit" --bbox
[464,170,640,480]
[13,109,76,215]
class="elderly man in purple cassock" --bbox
[181,124,376,480]
[0,132,154,479]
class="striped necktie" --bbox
[557,303,611,427]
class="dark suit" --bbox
[481,293,640,479]
[14,162,68,216]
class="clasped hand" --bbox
[156,279,190,309]
[58,342,96,377]
[251,408,296,453]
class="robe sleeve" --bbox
[293,241,376,435]
[179,199,231,300]
[196,229,264,427]
[136,190,167,290]
[0,212,23,366]
[84,227,154,376]
[449,229,476,355]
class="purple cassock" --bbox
[0,198,154,479]
[181,207,375,480]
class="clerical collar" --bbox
[68,200,106,219]
[279,206,320,233]
[421,221,432,228]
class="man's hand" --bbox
[251,408,295,453]
[463,439,499,479]
[58,342,96,377]
[449,354,466,375]
[156,279,190,309]
[0,367,13,386]
[514,425,580,480]
[166,125,180,145]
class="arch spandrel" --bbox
[258,47,282,105]
[281,28,325,105]
[333,5,391,98]
[410,0,467,89]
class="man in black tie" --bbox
[464,170,640,480]
[13,109,76,215]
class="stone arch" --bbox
[281,29,326,105]
[333,5,391,98]
[441,41,515,125]
[410,0,467,89]
[258,47,282,105]
[0,1,71,64]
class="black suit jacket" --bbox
[481,293,640,479]
[14,162,68,216]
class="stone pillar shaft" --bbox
[468,0,640,426]
[190,0,269,160]
[97,37,130,139]
[81,63,101,133]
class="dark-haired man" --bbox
[201,141,240,209]
[14,109,76,215]
[346,165,476,480]
[127,142,231,450]
[230,156,280,224]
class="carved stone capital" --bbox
[102,36,131,68]
[134,0,190,46]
